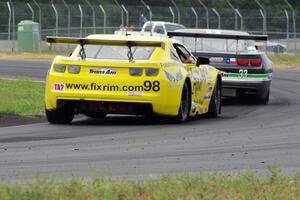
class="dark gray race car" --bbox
[168,29,273,104]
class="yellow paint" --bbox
[45,34,220,117]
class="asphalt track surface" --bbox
[0,60,299,181]
[0,60,50,82]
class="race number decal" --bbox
[239,69,248,79]
[143,81,160,92]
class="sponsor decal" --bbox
[226,57,236,65]
[89,68,117,75]
[53,83,65,92]
[64,81,160,92]
[204,93,211,100]
[207,86,213,92]
[164,70,183,82]
[191,102,197,113]
[210,57,224,63]
[164,70,176,82]
[128,92,144,96]
[175,71,183,81]
[203,67,212,83]
[168,84,183,89]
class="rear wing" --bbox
[167,32,268,41]
[167,31,268,54]
[46,36,164,48]
[46,36,164,61]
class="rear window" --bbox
[154,25,165,34]
[175,37,254,53]
[78,45,155,60]
[144,24,152,32]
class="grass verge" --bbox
[0,51,67,61]
[269,54,300,68]
[0,168,300,200]
[0,79,44,116]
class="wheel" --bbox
[175,81,190,122]
[86,112,107,119]
[207,80,221,118]
[46,105,74,124]
[257,90,269,104]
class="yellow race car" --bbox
[45,34,222,124]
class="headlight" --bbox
[68,65,81,74]
[54,64,66,73]
[129,68,143,76]
[146,68,159,76]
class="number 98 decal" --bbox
[144,81,160,92]
[239,69,248,79]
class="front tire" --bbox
[175,81,190,122]
[46,105,74,124]
[207,80,221,118]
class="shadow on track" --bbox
[71,115,179,126]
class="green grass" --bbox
[269,54,300,68]
[0,168,300,200]
[0,79,45,116]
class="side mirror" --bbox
[196,57,210,67]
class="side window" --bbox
[154,25,165,34]
[173,44,196,64]
[170,49,180,62]
[144,24,152,32]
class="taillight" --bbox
[129,68,143,76]
[237,58,262,67]
[53,64,66,73]
[68,65,81,74]
[237,58,249,66]
[250,58,262,67]
[146,68,159,76]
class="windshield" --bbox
[174,37,254,53]
[76,45,155,60]
[165,24,186,31]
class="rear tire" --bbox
[175,82,190,123]
[207,80,221,118]
[46,105,74,124]
[257,90,270,104]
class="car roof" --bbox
[174,29,250,36]
[143,21,185,26]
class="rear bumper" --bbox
[222,77,271,97]
[45,75,183,116]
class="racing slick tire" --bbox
[86,112,107,119]
[207,80,221,118]
[237,89,269,105]
[174,81,191,123]
[257,90,270,105]
[46,105,74,124]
